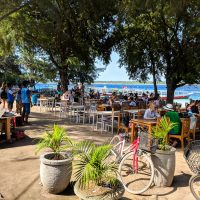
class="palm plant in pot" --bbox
[73,141,125,200]
[152,116,177,187]
[35,124,73,194]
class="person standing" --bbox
[0,83,8,109]
[21,81,31,124]
[16,84,22,114]
[7,83,17,112]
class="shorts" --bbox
[22,103,30,115]
[8,101,14,110]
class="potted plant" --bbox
[35,124,72,194]
[151,116,177,187]
[73,141,125,200]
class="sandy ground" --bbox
[0,106,197,200]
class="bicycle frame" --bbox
[111,134,141,172]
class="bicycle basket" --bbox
[184,140,200,174]
[138,130,158,153]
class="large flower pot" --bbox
[74,181,125,200]
[40,152,72,194]
[152,146,176,187]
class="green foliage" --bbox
[2,0,119,91]
[73,141,118,189]
[35,124,72,159]
[19,49,57,83]
[0,55,22,84]
[117,0,200,102]
[152,116,177,151]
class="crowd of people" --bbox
[0,81,31,124]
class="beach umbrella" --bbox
[188,93,200,100]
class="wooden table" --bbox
[98,104,111,111]
[130,118,157,142]
[0,117,11,143]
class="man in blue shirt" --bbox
[7,83,17,112]
[21,81,31,124]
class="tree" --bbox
[0,54,22,84]
[19,49,57,84]
[117,0,200,103]
[3,0,119,92]
[0,0,34,22]
[117,11,163,96]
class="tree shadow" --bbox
[0,135,40,149]
[15,175,40,200]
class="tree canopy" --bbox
[117,0,200,102]
[0,0,200,102]
[0,0,119,91]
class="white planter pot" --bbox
[74,181,125,200]
[152,146,176,187]
[40,152,72,194]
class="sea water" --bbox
[35,82,198,107]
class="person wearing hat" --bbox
[163,103,182,147]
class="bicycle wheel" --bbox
[109,135,122,156]
[118,151,154,194]
[189,174,200,200]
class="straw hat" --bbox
[163,103,174,111]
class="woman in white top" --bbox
[143,101,160,119]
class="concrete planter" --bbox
[40,152,72,194]
[152,146,176,187]
[74,181,125,200]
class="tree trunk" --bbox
[166,80,175,104]
[149,51,158,97]
[152,67,158,97]
[59,67,68,92]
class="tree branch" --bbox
[0,0,34,22]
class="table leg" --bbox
[148,125,152,147]
[5,118,11,143]
[131,122,135,142]
[101,114,103,134]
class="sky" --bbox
[95,52,130,81]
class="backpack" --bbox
[1,89,7,99]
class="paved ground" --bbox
[0,107,196,200]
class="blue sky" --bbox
[95,52,130,81]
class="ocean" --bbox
[35,82,200,93]
[35,82,199,107]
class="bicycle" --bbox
[109,126,157,194]
[184,140,200,200]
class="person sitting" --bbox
[190,101,199,115]
[61,90,70,101]
[163,103,182,147]
[128,96,137,107]
[143,101,160,119]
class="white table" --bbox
[38,99,48,112]
[95,110,120,134]
[69,105,85,123]
[124,109,145,118]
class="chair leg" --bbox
[181,138,184,151]
[193,132,195,140]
